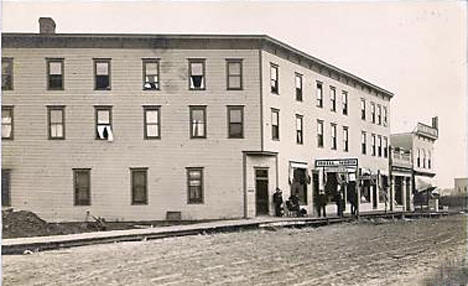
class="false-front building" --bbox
[1,18,393,222]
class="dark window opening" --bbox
[131,168,148,205]
[228,106,244,138]
[270,64,279,94]
[189,60,205,90]
[94,60,111,90]
[74,169,90,206]
[296,115,303,144]
[227,60,242,90]
[2,58,13,90]
[95,107,113,141]
[271,109,279,140]
[187,168,203,204]
[47,59,64,90]
[143,60,159,90]
[2,107,13,140]
[295,74,302,101]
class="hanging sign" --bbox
[315,158,358,168]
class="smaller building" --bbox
[390,117,439,211]
[454,178,468,194]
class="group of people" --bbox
[272,185,360,218]
[273,188,307,217]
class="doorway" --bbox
[372,185,378,209]
[255,169,269,215]
[2,169,11,207]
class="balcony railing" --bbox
[391,148,412,168]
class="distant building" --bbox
[390,117,439,210]
[454,178,468,194]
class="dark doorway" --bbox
[372,185,378,209]
[395,177,403,205]
[292,168,307,205]
[2,169,11,207]
[255,169,269,215]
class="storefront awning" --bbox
[415,176,435,192]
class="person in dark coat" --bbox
[336,188,344,217]
[317,191,327,217]
[273,188,283,217]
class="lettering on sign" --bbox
[315,158,358,168]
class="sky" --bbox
[1,0,467,188]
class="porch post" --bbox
[401,178,407,212]
[390,176,395,211]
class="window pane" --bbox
[50,110,62,123]
[189,170,201,179]
[146,125,159,137]
[229,109,242,123]
[229,62,241,75]
[192,110,204,121]
[97,110,110,124]
[96,62,109,75]
[295,76,302,88]
[2,110,11,124]
[191,63,203,75]
[2,61,11,74]
[230,123,242,137]
[146,110,158,124]
[228,76,241,89]
[49,62,62,75]
[2,125,11,138]
[145,62,158,75]
[296,118,302,130]
[190,76,204,89]
[51,124,63,138]
[271,66,277,80]
[272,111,278,125]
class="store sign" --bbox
[315,158,358,168]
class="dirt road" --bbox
[3,215,466,285]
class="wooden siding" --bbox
[2,48,261,222]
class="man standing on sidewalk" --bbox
[273,188,283,217]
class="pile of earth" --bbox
[2,209,97,239]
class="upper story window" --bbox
[271,108,280,140]
[377,135,382,157]
[94,59,111,90]
[270,64,279,94]
[47,58,64,90]
[2,106,13,140]
[342,91,348,115]
[371,102,376,123]
[189,59,206,90]
[74,168,91,206]
[383,106,388,126]
[190,106,206,138]
[295,73,303,101]
[316,82,323,108]
[187,167,204,204]
[361,99,366,120]
[422,149,426,168]
[226,59,243,90]
[227,106,244,138]
[377,105,382,125]
[383,136,388,158]
[371,134,376,156]
[143,59,160,90]
[131,168,148,205]
[143,106,161,139]
[48,106,65,139]
[317,120,324,148]
[330,86,336,112]
[330,123,337,150]
[296,115,303,144]
[2,58,13,90]
[95,106,113,141]
[361,131,367,155]
[428,150,432,169]
[417,148,421,167]
[343,126,349,152]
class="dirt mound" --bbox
[2,209,95,239]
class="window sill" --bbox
[49,138,66,140]
[189,88,206,91]
[131,203,148,206]
[190,137,207,139]
[187,202,204,205]
[144,137,161,140]
[228,137,245,139]
[227,88,243,91]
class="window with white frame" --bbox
[270,64,279,94]
[343,126,349,152]
[48,106,65,139]
[317,120,324,148]
[271,109,279,140]
[190,106,206,138]
[377,105,382,125]
[361,131,367,155]
[342,91,348,115]
[143,59,160,90]
[189,59,205,90]
[296,115,303,144]
[226,59,243,90]
[295,73,303,101]
[316,82,323,108]
[144,106,161,139]
[330,86,336,112]
[371,102,376,123]
[95,106,113,141]
[371,134,376,156]
[187,167,203,204]
[331,123,337,150]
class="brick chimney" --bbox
[432,116,438,130]
[39,17,56,34]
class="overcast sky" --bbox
[2,0,466,188]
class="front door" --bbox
[372,185,378,209]
[255,169,269,215]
